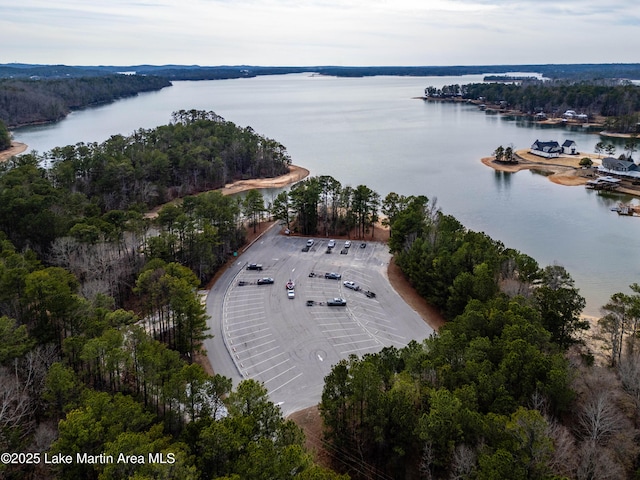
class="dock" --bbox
[585,176,621,191]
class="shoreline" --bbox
[0,142,28,162]
[482,149,640,197]
[144,164,310,219]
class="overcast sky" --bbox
[1,0,639,66]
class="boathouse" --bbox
[562,140,577,154]
[530,140,561,158]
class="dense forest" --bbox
[3,110,640,477]
[0,119,10,150]
[0,113,347,479]
[270,180,640,478]
[425,81,640,133]
[0,74,171,128]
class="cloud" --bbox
[1,0,639,65]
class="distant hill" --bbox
[0,75,171,128]
[3,63,640,129]
[2,63,640,81]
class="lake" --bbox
[14,73,640,316]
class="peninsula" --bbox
[482,148,640,197]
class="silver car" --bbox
[343,281,360,291]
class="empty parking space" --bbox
[206,227,434,415]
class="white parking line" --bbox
[376,330,406,341]
[235,332,272,344]
[321,326,363,333]
[264,366,297,385]
[230,328,271,341]
[367,320,398,330]
[328,333,371,341]
[241,345,280,361]
[226,322,268,333]
[226,305,265,314]
[333,338,380,347]
[254,358,290,375]
[341,344,382,354]
[269,372,304,394]
[249,351,287,368]
[227,293,263,300]
[234,339,277,354]
[227,315,267,326]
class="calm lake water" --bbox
[14,73,640,316]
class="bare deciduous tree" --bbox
[576,441,625,480]
[578,389,627,444]
[545,417,577,478]
[449,444,476,480]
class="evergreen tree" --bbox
[0,119,10,151]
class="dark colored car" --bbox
[257,277,274,285]
[247,263,263,271]
[360,242,367,248]
[327,297,347,306]
[325,272,342,280]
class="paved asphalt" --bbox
[204,226,434,416]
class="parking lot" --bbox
[204,226,434,415]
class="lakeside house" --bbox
[562,140,578,154]
[530,140,562,158]
[600,157,639,174]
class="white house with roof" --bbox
[530,140,562,158]
[562,140,577,154]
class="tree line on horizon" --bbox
[425,80,640,133]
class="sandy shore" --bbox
[0,142,28,162]
[481,149,602,187]
[483,149,640,198]
[144,164,310,219]
[217,164,309,195]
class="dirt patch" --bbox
[387,258,446,331]
[288,406,333,467]
[0,142,27,162]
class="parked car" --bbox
[287,289,295,299]
[327,239,336,248]
[247,263,263,271]
[344,241,351,248]
[360,242,367,248]
[364,290,376,298]
[257,277,274,285]
[306,239,315,247]
[343,281,360,291]
[325,272,342,280]
[327,297,347,306]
